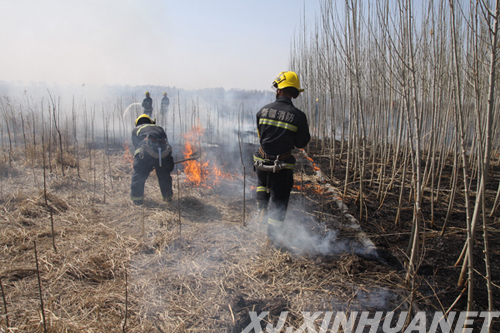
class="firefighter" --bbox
[130,114,174,205]
[142,91,153,117]
[253,71,311,242]
[160,92,170,115]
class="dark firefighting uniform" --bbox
[160,96,170,115]
[142,96,153,117]
[254,96,311,234]
[130,123,174,204]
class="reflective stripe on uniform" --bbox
[134,148,141,157]
[256,186,267,192]
[136,124,157,136]
[259,118,298,132]
[131,196,144,201]
[268,218,284,226]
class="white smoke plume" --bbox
[261,200,353,257]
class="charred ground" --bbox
[307,138,500,316]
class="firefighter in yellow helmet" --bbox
[253,71,311,244]
[130,114,174,205]
[142,91,153,117]
[160,92,170,115]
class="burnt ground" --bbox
[0,138,498,332]
[306,139,500,324]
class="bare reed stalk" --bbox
[83,106,89,178]
[0,99,13,169]
[106,116,113,191]
[477,0,500,315]
[237,102,246,227]
[216,101,220,146]
[0,277,9,329]
[404,0,424,284]
[102,111,106,204]
[177,92,182,144]
[47,90,64,177]
[141,198,145,238]
[32,111,38,185]
[47,101,53,174]
[20,109,28,159]
[111,106,117,146]
[177,169,182,236]
[41,111,47,199]
[117,98,124,142]
[448,1,474,309]
[0,134,3,196]
[0,114,4,153]
[348,0,368,222]
[49,207,57,253]
[33,241,47,333]
[40,109,57,253]
[92,108,96,211]
[441,146,459,236]
[72,98,80,177]
[122,268,128,333]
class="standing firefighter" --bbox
[131,114,174,205]
[142,91,153,117]
[254,71,311,242]
[160,92,170,115]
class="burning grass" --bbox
[0,145,448,332]
[181,127,237,189]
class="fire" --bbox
[293,183,323,194]
[182,126,206,185]
[181,126,235,188]
[122,142,134,168]
[183,140,207,185]
[301,149,321,172]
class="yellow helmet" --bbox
[162,92,167,96]
[272,71,304,93]
[135,114,155,126]
[145,91,150,96]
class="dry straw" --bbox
[0,145,415,332]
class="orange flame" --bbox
[183,127,206,185]
[122,142,134,168]
[293,182,323,194]
[182,126,235,188]
[299,149,321,172]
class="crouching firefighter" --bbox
[253,71,311,242]
[131,114,174,205]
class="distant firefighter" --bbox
[160,92,170,115]
[130,114,174,205]
[142,91,153,117]
[253,71,311,243]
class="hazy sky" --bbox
[1,0,321,91]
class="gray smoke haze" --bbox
[256,196,380,259]
[274,219,349,256]
[0,81,272,147]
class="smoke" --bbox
[255,199,353,257]
[260,197,381,259]
[355,288,395,310]
[0,81,271,146]
[273,218,349,256]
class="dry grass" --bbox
[0,146,414,332]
